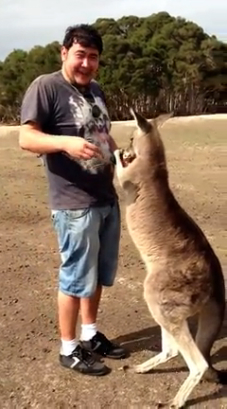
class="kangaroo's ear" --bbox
[130,108,152,134]
[154,112,173,129]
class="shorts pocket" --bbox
[65,208,89,220]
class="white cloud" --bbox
[0,0,226,60]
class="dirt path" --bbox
[0,120,226,408]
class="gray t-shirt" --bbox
[20,70,117,210]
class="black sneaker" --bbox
[59,344,110,376]
[81,331,127,359]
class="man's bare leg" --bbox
[80,285,102,341]
[58,291,80,340]
[58,286,102,349]
[58,291,80,356]
[79,285,126,359]
[80,285,102,324]
[58,289,109,375]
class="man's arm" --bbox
[19,122,102,160]
[19,77,64,153]
[19,78,102,160]
[19,122,67,154]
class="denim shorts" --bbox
[51,201,121,297]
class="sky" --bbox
[0,0,226,60]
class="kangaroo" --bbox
[114,109,226,408]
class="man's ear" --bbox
[130,108,152,134]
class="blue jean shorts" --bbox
[51,201,121,298]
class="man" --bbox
[19,24,126,376]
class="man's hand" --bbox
[63,137,103,160]
[19,123,103,160]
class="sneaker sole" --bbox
[60,361,111,376]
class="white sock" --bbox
[61,338,78,356]
[80,323,97,341]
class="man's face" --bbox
[61,41,100,86]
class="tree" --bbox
[0,13,226,123]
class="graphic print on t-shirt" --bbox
[68,93,113,174]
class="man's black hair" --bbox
[62,24,103,54]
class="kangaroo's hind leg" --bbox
[196,298,227,384]
[134,326,178,373]
[165,320,209,409]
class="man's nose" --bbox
[81,58,89,67]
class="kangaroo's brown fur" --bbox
[114,110,226,408]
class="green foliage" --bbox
[0,13,226,122]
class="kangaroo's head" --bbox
[121,109,172,170]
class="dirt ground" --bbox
[0,118,226,409]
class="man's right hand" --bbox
[19,123,103,160]
[63,137,103,160]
